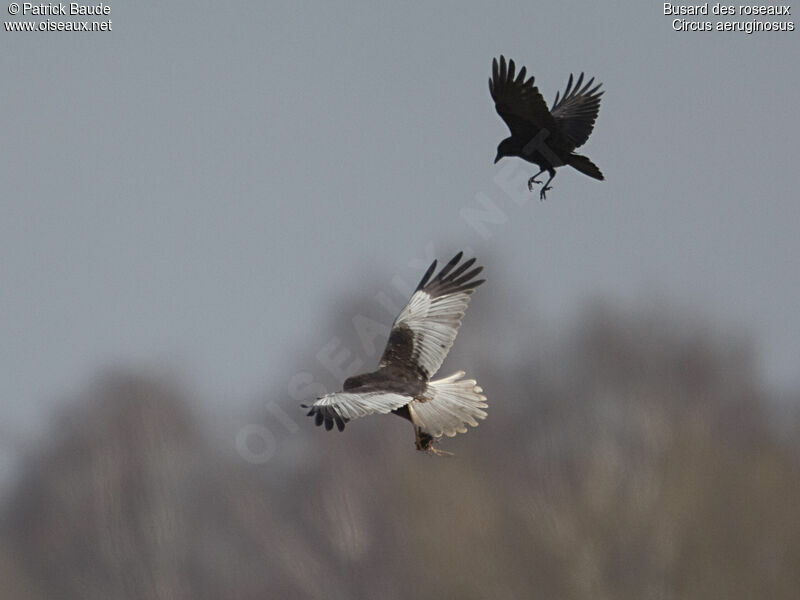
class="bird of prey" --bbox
[489,55,604,200]
[303,252,487,455]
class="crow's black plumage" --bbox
[489,55,604,200]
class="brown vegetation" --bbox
[2,306,799,599]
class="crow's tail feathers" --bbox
[568,153,604,180]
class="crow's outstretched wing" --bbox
[489,55,560,143]
[378,252,484,381]
[550,72,603,150]
[303,392,412,431]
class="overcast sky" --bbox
[2,1,799,458]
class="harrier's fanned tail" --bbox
[409,371,488,438]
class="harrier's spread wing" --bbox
[303,392,411,431]
[489,55,560,143]
[550,72,603,150]
[378,252,484,381]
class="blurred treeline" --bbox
[1,304,799,600]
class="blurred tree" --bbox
[2,306,799,599]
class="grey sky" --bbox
[2,1,799,453]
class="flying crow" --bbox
[490,55,604,199]
[303,252,487,455]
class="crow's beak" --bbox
[494,152,501,164]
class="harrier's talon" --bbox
[427,444,453,457]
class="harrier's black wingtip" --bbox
[420,253,485,296]
[416,259,438,291]
[435,252,464,281]
[304,404,348,432]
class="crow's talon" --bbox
[527,177,541,192]
[539,186,552,201]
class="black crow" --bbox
[490,55,604,199]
